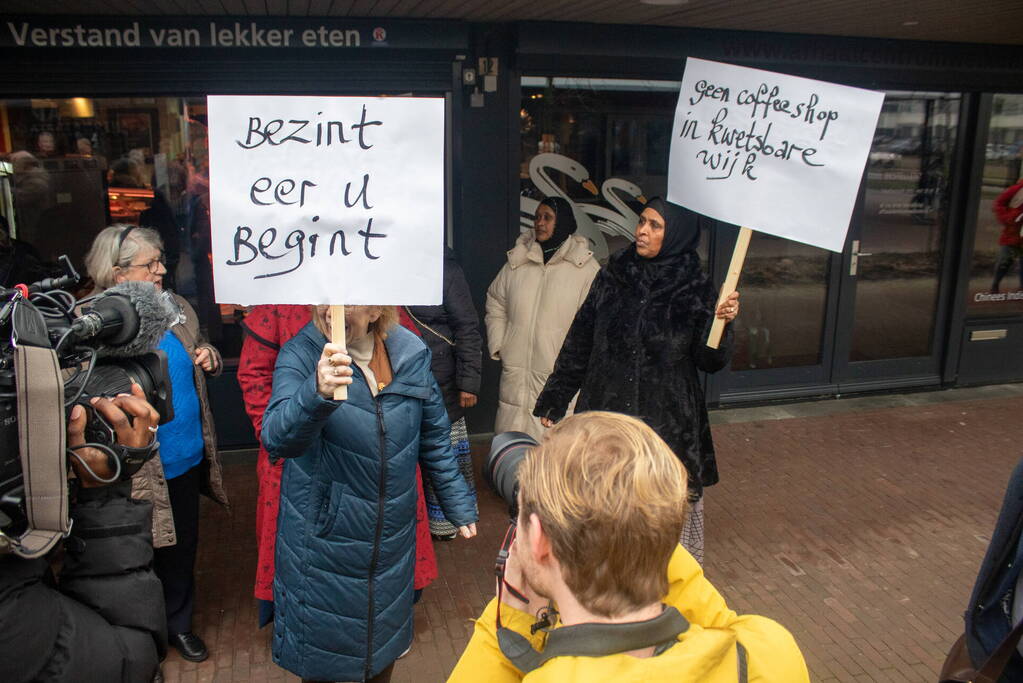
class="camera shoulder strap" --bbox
[497,606,691,674]
[8,344,69,559]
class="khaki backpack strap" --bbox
[11,345,69,559]
[497,606,690,673]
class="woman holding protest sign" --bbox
[238,305,442,629]
[533,198,739,565]
[485,196,600,440]
[262,304,477,683]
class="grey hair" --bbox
[84,224,163,290]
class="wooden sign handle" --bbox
[330,304,348,401]
[707,227,752,349]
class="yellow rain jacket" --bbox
[448,545,809,682]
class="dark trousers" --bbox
[992,245,1023,292]
[153,463,201,636]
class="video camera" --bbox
[0,256,181,558]
[485,431,538,519]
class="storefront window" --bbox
[966,93,1023,316]
[0,97,244,358]
[519,76,825,370]
[519,77,705,261]
[729,235,830,370]
[851,91,960,360]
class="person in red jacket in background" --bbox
[237,305,438,627]
[991,179,1023,293]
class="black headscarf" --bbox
[537,196,577,263]
[642,197,701,262]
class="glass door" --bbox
[717,90,962,401]
[514,78,964,402]
[964,94,1023,317]
[716,228,841,399]
[831,91,962,388]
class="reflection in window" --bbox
[851,91,960,361]
[729,233,829,370]
[520,76,819,364]
[520,77,690,261]
[0,97,244,358]
[966,93,1023,317]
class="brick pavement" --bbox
[162,393,1023,682]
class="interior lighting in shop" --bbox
[61,97,95,118]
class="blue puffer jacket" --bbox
[262,322,477,682]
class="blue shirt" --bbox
[157,330,205,479]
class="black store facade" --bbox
[1,15,1022,445]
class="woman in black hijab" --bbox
[485,195,600,439]
[536,196,577,262]
[533,197,739,565]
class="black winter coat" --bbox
[0,482,166,683]
[964,457,1023,681]
[534,246,733,497]
[406,247,483,423]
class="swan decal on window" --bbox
[520,153,647,262]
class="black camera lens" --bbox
[485,431,538,517]
[80,356,173,423]
[64,351,174,447]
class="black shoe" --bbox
[169,632,209,662]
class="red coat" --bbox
[993,181,1023,247]
[238,305,437,601]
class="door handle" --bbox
[849,240,872,276]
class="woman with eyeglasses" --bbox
[84,224,228,664]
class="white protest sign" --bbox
[207,95,444,305]
[667,58,884,252]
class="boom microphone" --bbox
[69,281,183,358]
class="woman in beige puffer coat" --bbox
[485,197,599,439]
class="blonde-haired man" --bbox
[449,411,808,682]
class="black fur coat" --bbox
[533,246,733,497]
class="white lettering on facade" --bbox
[8,20,361,48]
[10,21,142,47]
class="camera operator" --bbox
[0,384,166,683]
[451,411,809,682]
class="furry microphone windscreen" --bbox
[93,281,184,358]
